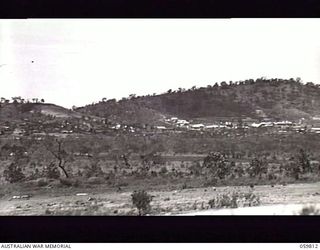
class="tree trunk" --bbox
[59,164,69,178]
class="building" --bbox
[190,124,205,130]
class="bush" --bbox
[299,205,320,215]
[248,157,268,179]
[208,191,260,209]
[43,162,60,179]
[37,178,49,187]
[59,178,80,187]
[59,178,74,187]
[203,177,218,187]
[83,162,104,178]
[208,193,238,208]
[131,190,153,216]
[181,182,188,189]
[3,163,25,183]
[203,152,229,179]
[159,166,168,175]
[296,149,311,173]
[188,161,202,176]
[291,149,311,180]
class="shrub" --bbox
[159,166,168,175]
[131,190,153,216]
[299,205,320,215]
[181,182,188,189]
[203,152,229,179]
[233,163,245,178]
[203,177,218,187]
[150,171,158,177]
[208,193,238,209]
[59,178,74,187]
[267,172,276,180]
[291,149,311,180]
[208,191,260,209]
[59,178,80,187]
[3,163,25,183]
[43,162,60,179]
[188,161,202,176]
[248,157,268,179]
[83,161,104,178]
[296,149,311,173]
[37,178,49,187]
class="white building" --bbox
[156,126,167,130]
[191,124,205,129]
[205,124,220,129]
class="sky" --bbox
[1,19,320,108]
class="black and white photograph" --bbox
[1,19,320,216]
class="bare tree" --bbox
[43,136,72,178]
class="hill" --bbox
[81,78,320,122]
[0,102,82,122]
[3,78,320,125]
[76,100,166,126]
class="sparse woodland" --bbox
[1,78,320,215]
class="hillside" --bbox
[0,102,81,122]
[76,100,166,125]
[81,78,320,122]
[3,78,320,125]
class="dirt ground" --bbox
[0,181,320,215]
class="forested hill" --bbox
[78,78,320,121]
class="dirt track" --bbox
[1,182,320,215]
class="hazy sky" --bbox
[1,19,320,108]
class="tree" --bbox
[43,137,73,178]
[3,162,25,183]
[139,152,161,176]
[296,77,302,84]
[203,152,230,179]
[248,157,268,179]
[2,142,30,183]
[293,149,311,177]
[220,81,227,87]
[11,96,21,105]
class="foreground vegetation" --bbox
[1,131,320,191]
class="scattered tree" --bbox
[248,157,268,179]
[43,137,73,178]
[3,162,25,183]
[203,152,230,179]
